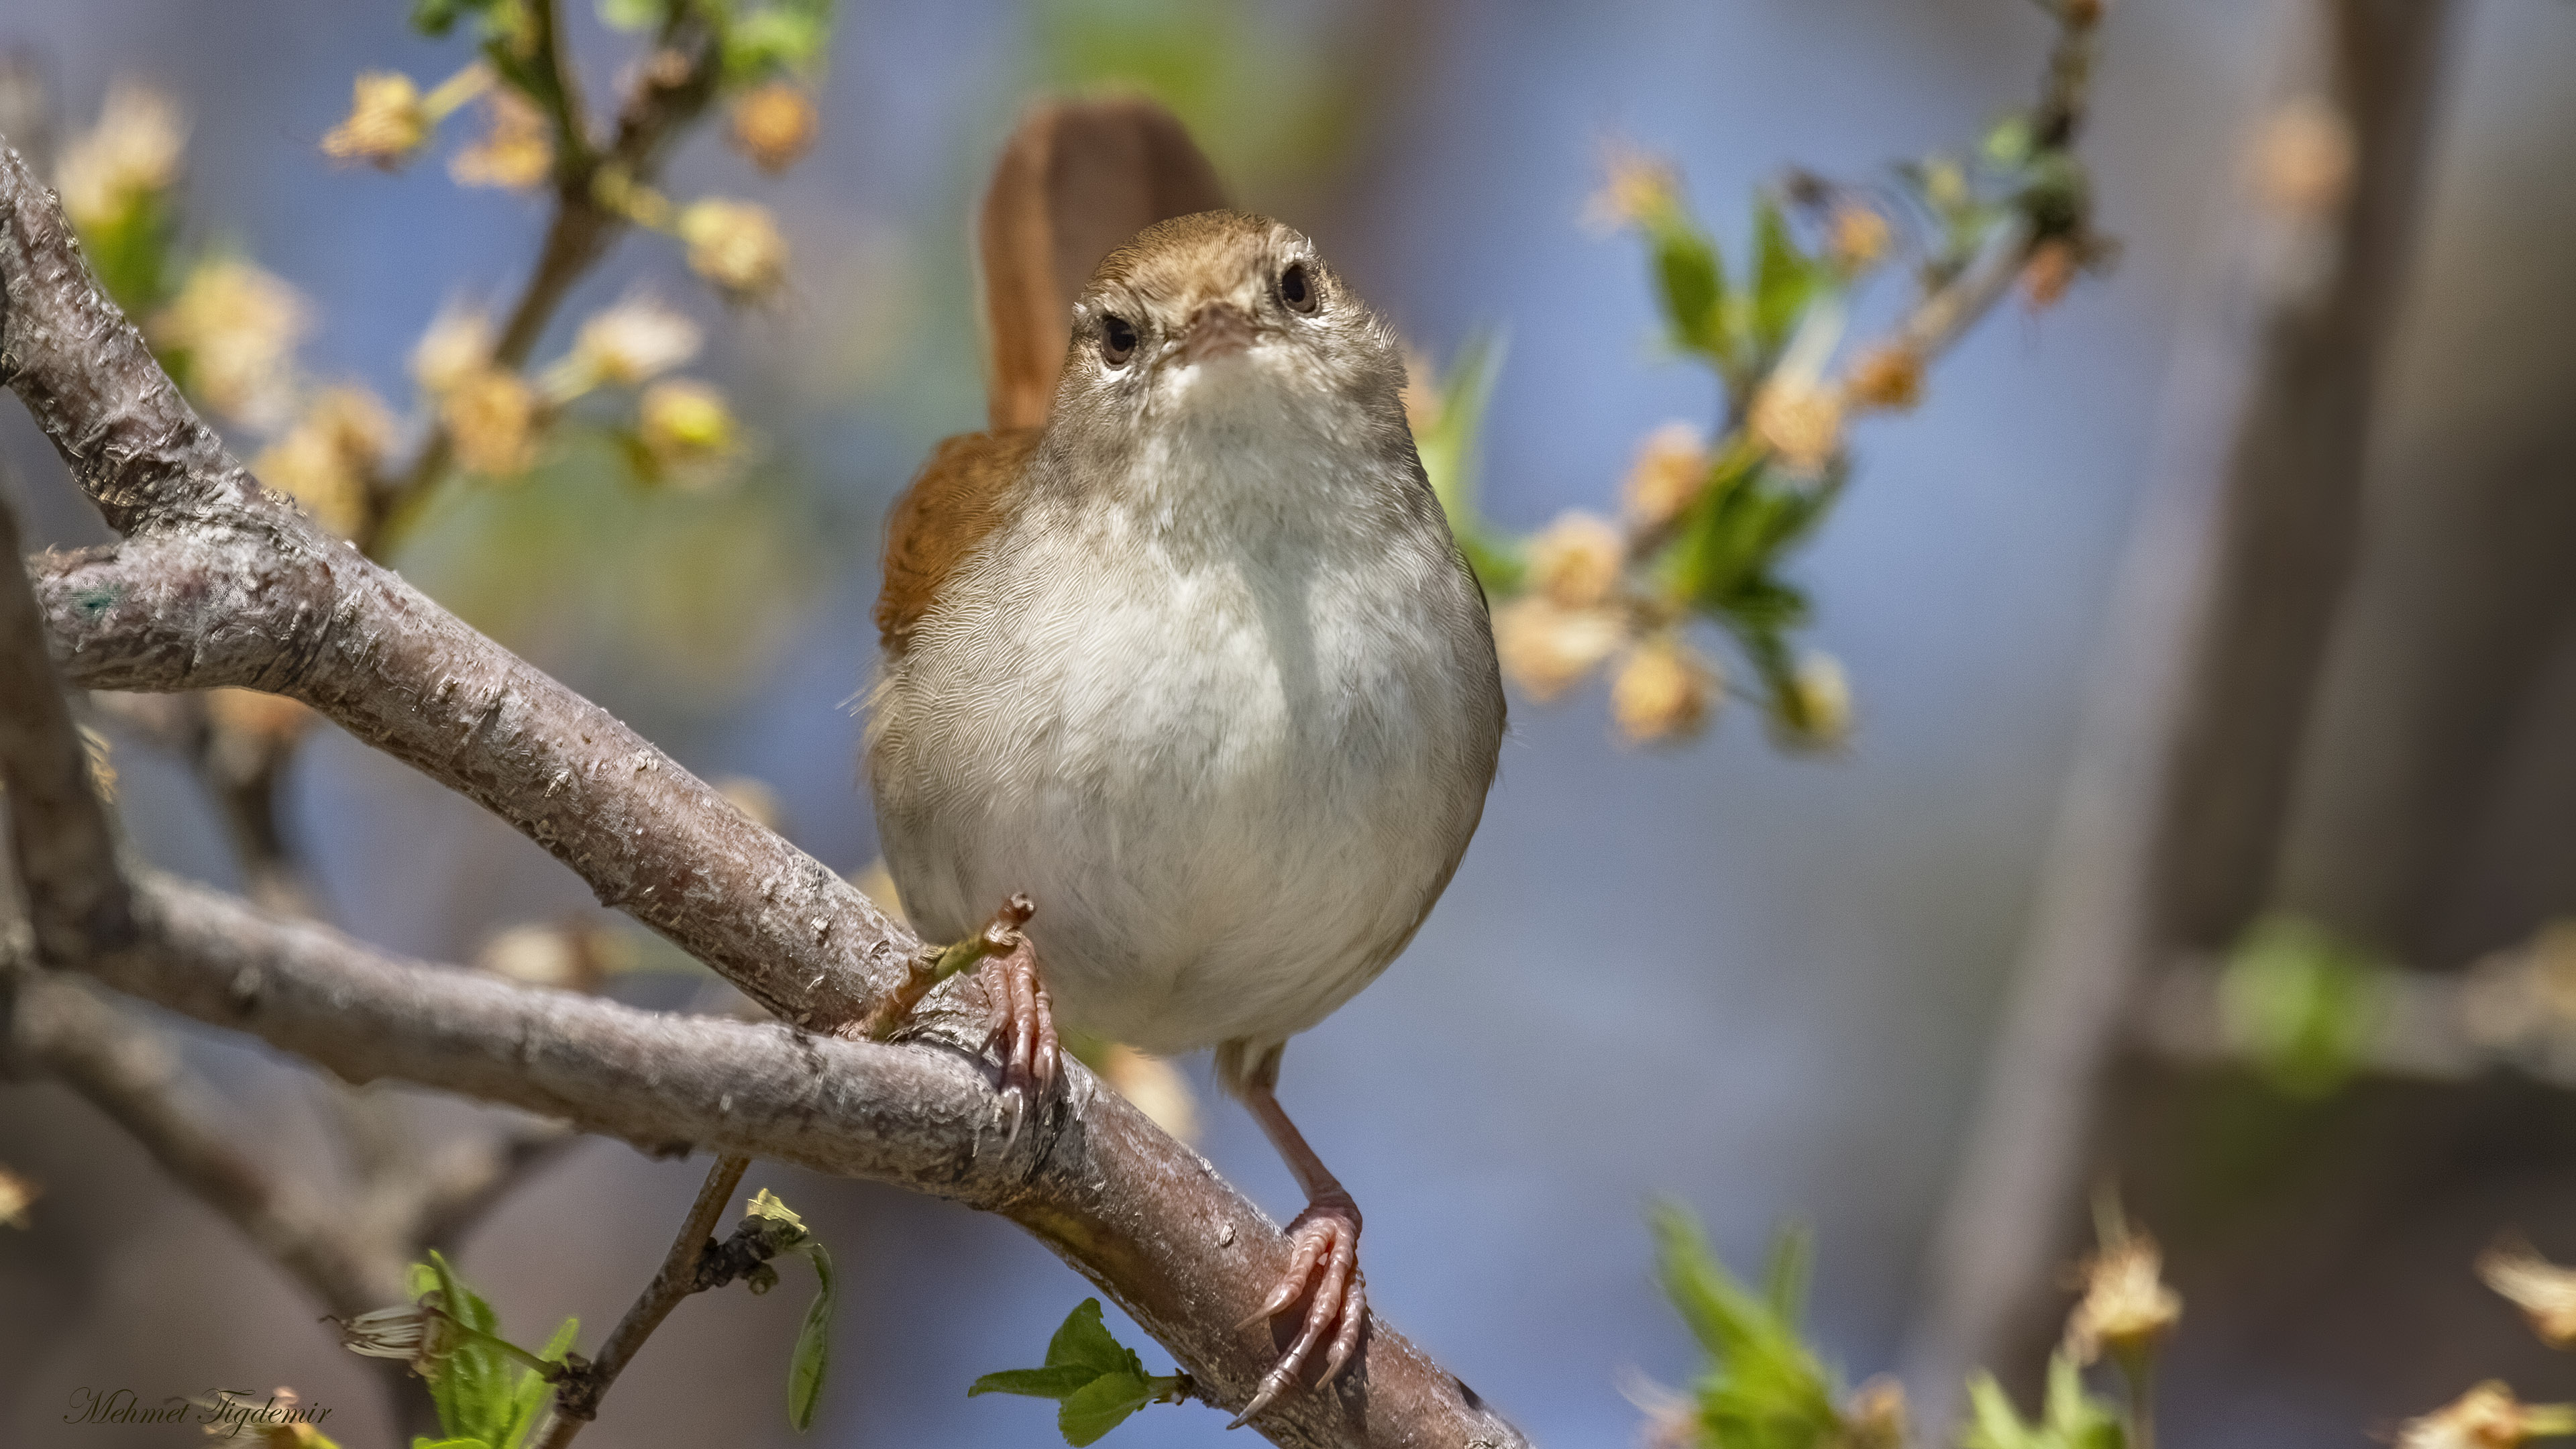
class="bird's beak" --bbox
[1174,302,1255,366]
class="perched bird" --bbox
[866,97,1504,1420]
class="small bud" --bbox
[2479,1242,2576,1350]
[563,292,702,392]
[0,1165,40,1228]
[1492,596,1627,702]
[1750,377,1844,476]
[1845,343,1925,413]
[411,302,496,397]
[253,385,396,538]
[1826,203,1892,272]
[1102,1044,1200,1143]
[449,87,553,192]
[1610,637,1719,745]
[635,379,738,485]
[1621,422,1712,530]
[2021,237,2080,310]
[1585,140,1679,233]
[152,258,311,429]
[1780,651,1853,749]
[1841,1377,1909,1449]
[58,78,186,229]
[679,199,790,299]
[442,368,543,478]
[2063,1232,2182,1364]
[1527,511,1627,610]
[321,72,431,169]
[2397,1382,2576,1449]
[729,83,819,174]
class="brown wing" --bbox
[875,427,1042,657]
[977,95,1229,431]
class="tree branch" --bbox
[0,131,1527,1448]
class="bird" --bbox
[865,96,1505,1422]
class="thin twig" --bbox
[535,1153,751,1445]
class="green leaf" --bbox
[1648,1203,1842,1449]
[1749,197,1820,362]
[411,0,506,38]
[1646,213,1729,361]
[786,1242,835,1431]
[499,1318,580,1449]
[1047,1298,1145,1381]
[1956,1354,2126,1449]
[595,0,668,31]
[1057,1371,1155,1447]
[2218,914,2388,1099]
[421,1250,515,1446]
[413,1439,490,1449]
[970,1366,1105,1399]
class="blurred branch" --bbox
[1902,0,2461,1416]
[0,131,1525,1449]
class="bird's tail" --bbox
[976,96,1228,432]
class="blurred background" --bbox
[3,1,2574,1445]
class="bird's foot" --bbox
[979,931,1058,1144]
[1229,1193,1364,1428]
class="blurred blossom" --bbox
[564,292,702,391]
[1611,637,1719,745]
[253,385,396,537]
[679,199,789,299]
[152,256,309,429]
[449,87,553,191]
[1842,1377,1909,1449]
[321,71,430,169]
[411,301,496,396]
[637,378,737,483]
[1784,652,1853,747]
[1493,596,1626,702]
[1621,421,1711,529]
[1827,203,1892,272]
[1100,1044,1199,1143]
[1584,140,1678,233]
[57,77,185,228]
[2021,237,2080,310]
[2250,95,2355,219]
[441,368,541,478]
[2062,1232,2182,1364]
[729,82,819,174]
[1527,510,1626,609]
[1750,376,1843,475]
[2396,1382,2576,1449]
[2479,1242,2576,1350]
[714,774,783,831]
[335,1300,453,1374]
[205,686,312,745]
[79,724,117,803]
[0,1165,38,1228]
[476,920,631,994]
[1398,345,1442,435]
[1844,343,1924,413]
[850,859,906,928]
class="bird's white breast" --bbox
[868,432,1500,1058]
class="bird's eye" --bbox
[1278,262,1318,315]
[1100,314,1138,366]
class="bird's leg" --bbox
[978,930,1059,1141]
[1230,1067,1365,1428]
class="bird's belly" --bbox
[872,540,1491,1055]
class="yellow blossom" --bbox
[0,1165,38,1228]
[58,78,186,228]
[636,379,737,483]
[1621,421,1712,529]
[563,292,701,392]
[449,87,553,191]
[1527,511,1626,610]
[2063,1232,2182,1364]
[253,386,394,537]
[442,368,541,478]
[1750,376,1844,475]
[1782,652,1853,749]
[2022,237,2079,310]
[1845,343,1925,413]
[679,199,789,299]
[729,83,819,174]
[2480,1242,2576,1350]
[1827,203,1892,272]
[1611,637,1719,745]
[1493,596,1627,702]
[1102,1044,1199,1143]
[1585,140,1678,233]
[152,258,310,429]
[411,301,496,397]
[321,72,430,168]
[2396,1382,2576,1449]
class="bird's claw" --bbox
[1228,1197,1364,1428]
[981,935,1057,1144]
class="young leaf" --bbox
[1047,1297,1146,1381]
[422,1250,515,1446]
[1957,1354,2126,1449]
[1648,213,1729,362]
[1648,1203,1842,1448]
[1750,197,1821,362]
[786,1242,835,1431]
[969,1299,1183,1447]
[970,1366,1104,1400]
[1058,1371,1156,1447]
[499,1317,580,1449]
